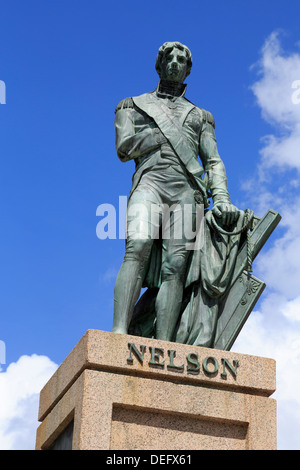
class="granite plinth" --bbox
[35,329,276,450]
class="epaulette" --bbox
[115,97,134,113]
[200,108,215,128]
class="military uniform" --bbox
[113,83,233,341]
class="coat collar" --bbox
[155,79,187,100]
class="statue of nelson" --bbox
[112,42,240,346]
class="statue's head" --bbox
[155,41,192,83]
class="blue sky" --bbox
[1,0,300,450]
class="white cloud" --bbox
[235,30,300,450]
[0,355,58,450]
[281,296,300,321]
[233,303,300,450]
[251,31,300,124]
[250,31,300,177]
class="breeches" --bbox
[124,182,199,283]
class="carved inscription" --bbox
[127,342,239,379]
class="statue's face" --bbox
[159,47,188,83]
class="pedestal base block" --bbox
[36,330,276,450]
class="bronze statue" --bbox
[112,42,280,349]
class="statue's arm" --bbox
[199,115,231,204]
[115,99,166,162]
[199,113,239,224]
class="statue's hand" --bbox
[212,202,240,226]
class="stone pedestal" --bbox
[35,330,276,450]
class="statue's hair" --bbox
[155,41,193,79]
